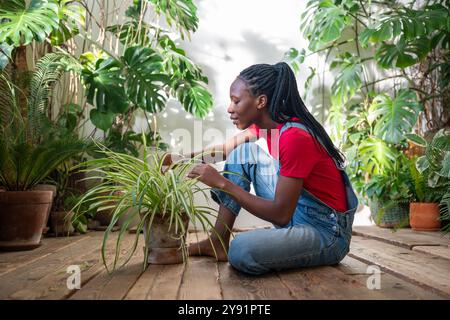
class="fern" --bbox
[409,157,426,202]
[27,53,70,142]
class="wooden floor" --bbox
[0,226,449,300]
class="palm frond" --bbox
[27,52,69,141]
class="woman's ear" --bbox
[256,94,267,110]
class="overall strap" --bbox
[279,122,345,171]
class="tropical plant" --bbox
[79,0,213,136]
[407,129,450,231]
[71,135,229,273]
[287,0,449,203]
[0,52,87,191]
[0,0,84,48]
[363,153,414,227]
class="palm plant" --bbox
[71,135,229,273]
[0,52,87,191]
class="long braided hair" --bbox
[237,62,345,168]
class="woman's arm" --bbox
[166,128,257,165]
[188,164,303,226]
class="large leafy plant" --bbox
[287,0,448,204]
[406,130,450,232]
[0,52,87,191]
[80,0,213,137]
[72,137,227,273]
[0,0,84,49]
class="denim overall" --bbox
[210,122,359,275]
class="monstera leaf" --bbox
[173,80,213,118]
[122,46,169,113]
[358,137,399,175]
[0,0,59,46]
[375,36,430,69]
[330,52,362,103]
[359,4,448,48]
[150,0,199,39]
[157,37,213,117]
[82,56,128,116]
[50,0,85,45]
[301,0,358,51]
[369,89,422,144]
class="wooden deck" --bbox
[0,226,449,300]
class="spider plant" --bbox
[72,134,233,273]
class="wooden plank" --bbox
[353,226,450,249]
[145,263,186,299]
[0,235,85,277]
[412,246,450,261]
[0,235,96,299]
[336,256,444,300]
[8,232,136,300]
[349,236,450,298]
[278,265,388,300]
[178,257,222,300]
[69,234,144,300]
[218,263,293,300]
[124,264,164,300]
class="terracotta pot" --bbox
[410,202,441,231]
[0,190,53,250]
[50,211,75,236]
[32,184,57,234]
[94,190,123,226]
[142,213,190,265]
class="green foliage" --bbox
[122,46,169,113]
[0,53,88,191]
[407,129,450,204]
[72,136,226,273]
[150,0,199,40]
[301,0,358,51]
[50,0,85,46]
[369,89,422,144]
[0,0,59,46]
[330,52,362,104]
[289,1,449,212]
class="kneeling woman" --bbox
[184,62,358,275]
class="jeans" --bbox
[210,142,358,275]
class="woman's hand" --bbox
[187,164,227,189]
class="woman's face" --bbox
[227,78,262,130]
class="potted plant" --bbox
[407,130,449,231]
[0,53,87,250]
[364,154,413,229]
[72,135,227,272]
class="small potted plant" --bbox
[72,135,227,272]
[364,154,413,229]
[407,130,449,231]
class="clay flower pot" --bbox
[0,190,53,250]
[50,211,75,236]
[409,202,441,231]
[32,184,57,234]
[143,213,190,265]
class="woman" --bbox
[168,62,358,275]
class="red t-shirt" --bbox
[248,119,348,212]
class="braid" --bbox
[238,62,346,167]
